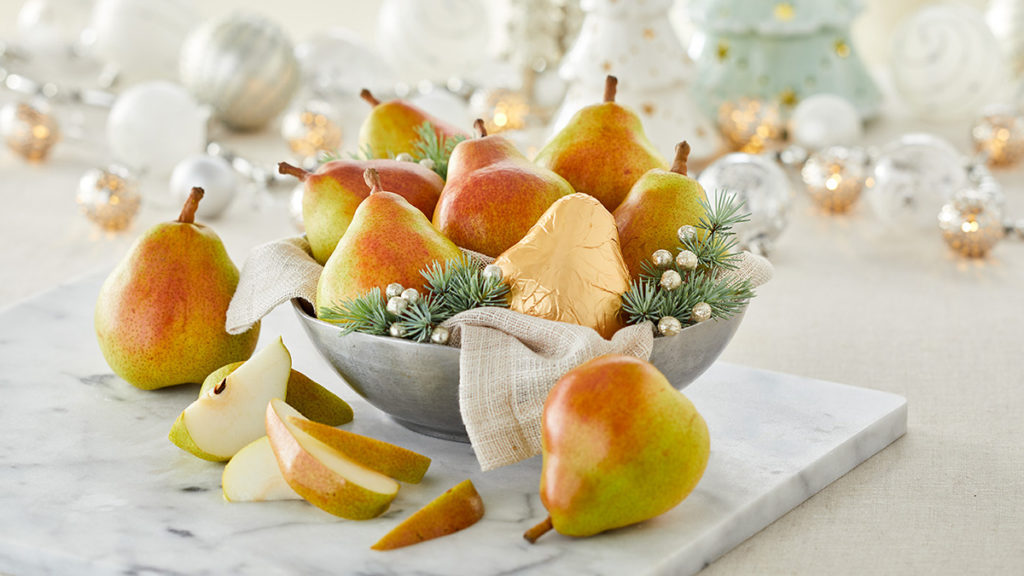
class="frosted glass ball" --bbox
[169,155,238,219]
[90,0,199,82]
[697,153,791,253]
[789,94,863,151]
[17,0,92,55]
[106,81,206,176]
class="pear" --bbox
[524,354,710,543]
[534,75,667,212]
[316,168,462,315]
[432,119,573,257]
[357,89,469,159]
[169,337,292,461]
[372,479,485,551]
[291,419,431,484]
[198,362,353,427]
[222,436,301,502]
[95,188,260,390]
[266,398,399,519]
[613,141,709,278]
[279,159,444,265]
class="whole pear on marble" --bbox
[524,354,710,542]
[316,168,462,315]
[95,188,260,390]
[278,159,444,265]
[372,479,484,550]
[433,119,573,257]
[614,141,709,278]
[534,75,667,212]
[357,89,468,159]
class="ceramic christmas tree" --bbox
[547,0,722,164]
[690,0,881,119]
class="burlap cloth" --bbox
[227,236,772,470]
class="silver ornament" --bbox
[657,316,682,337]
[697,153,791,254]
[386,296,409,316]
[180,13,300,130]
[938,187,1005,258]
[418,158,436,171]
[385,283,405,299]
[481,264,503,282]
[801,146,870,213]
[395,152,415,163]
[169,154,238,219]
[401,288,420,304]
[0,101,59,161]
[389,323,405,338]
[677,225,697,243]
[76,165,141,231]
[691,302,712,323]
[676,250,698,270]
[281,100,343,161]
[651,249,673,268]
[430,325,450,345]
[660,269,682,291]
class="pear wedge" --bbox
[372,479,485,550]
[266,398,399,519]
[222,436,301,502]
[291,418,431,484]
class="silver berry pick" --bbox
[482,264,503,282]
[418,158,436,171]
[401,287,420,304]
[652,249,673,268]
[385,283,404,299]
[389,323,405,337]
[691,302,712,323]
[676,249,698,270]
[657,316,682,337]
[395,152,415,162]
[386,296,409,316]
[677,225,697,243]
[660,269,682,291]
[430,325,450,345]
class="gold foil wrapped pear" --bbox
[494,193,631,339]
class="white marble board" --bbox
[0,273,907,576]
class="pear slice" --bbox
[222,437,301,502]
[291,418,431,484]
[371,479,485,551]
[265,398,399,519]
[169,337,291,461]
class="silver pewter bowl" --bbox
[292,299,746,443]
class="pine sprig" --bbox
[621,279,661,325]
[317,288,390,336]
[410,122,465,180]
[397,295,446,343]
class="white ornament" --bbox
[430,325,450,345]
[180,13,299,131]
[106,81,206,176]
[90,0,199,82]
[295,28,398,97]
[408,88,474,133]
[890,3,1008,120]
[400,288,420,304]
[387,296,409,316]
[698,153,791,253]
[17,0,92,55]
[385,283,405,299]
[169,155,238,219]
[481,264,503,282]
[376,0,492,82]
[789,94,862,151]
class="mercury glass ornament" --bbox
[281,101,342,162]
[0,101,60,161]
[401,288,420,305]
[867,133,968,232]
[652,249,674,268]
[657,316,682,337]
[938,187,1005,258]
[789,94,862,151]
[389,323,405,338]
[691,302,712,323]
[660,269,682,291]
[470,88,532,134]
[169,155,238,219]
[387,296,409,316]
[697,153,791,253]
[76,166,141,231]
[717,98,784,153]
[481,264,503,282]
[106,81,206,176]
[801,146,870,213]
[676,250,698,270]
[430,325,450,345]
[385,283,405,299]
[971,107,1024,167]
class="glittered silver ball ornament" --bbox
[801,147,870,213]
[385,283,405,299]
[677,225,697,243]
[657,316,682,337]
[386,296,409,316]
[938,187,1006,258]
[691,302,712,323]
[76,166,141,231]
[395,152,415,163]
[481,264,503,282]
[652,249,673,268]
[430,325,450,345]
[419,158,436,171]
[698,153,791,253]
[676,250,698,270]
[389,323,405,338]
[660,269,682,291]
[180,13,300,131]
[169,154,239,219]
[400,288,420,305]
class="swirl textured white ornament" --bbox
[890,3,1008,120]
[106,81,206,176]
[376,0,492,83]
[180,13,300,131]
[91,0,198,82]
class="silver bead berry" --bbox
[652,249,673,268]
[691,302,712,323]
[677,224,697,243]
[385,283,404,299]
[418,158,436,171]
[395,152,415,162]
[660,269,682,291]
[482,264,503,282]
[676,249,698,270]
[401,287,420,304]
[386,296,409,316]
[657,316,682,337]
[430,325,450,345]
[389,323,405,338]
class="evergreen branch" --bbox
[317,288,391,335]
[620,279,663,325]
[397,295,446,343]
[410,122,466,180]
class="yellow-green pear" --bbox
[291,419,431,484]
[316,168,462,315]
[534,75,667,212]
[613,141,709,278]
[95,188,260,390]
[372,480,484,550]
[357,89,469,159]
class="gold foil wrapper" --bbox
[494,193,631,339]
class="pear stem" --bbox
[473,118,488,138]
[523,516,553,544]
[360,89,381,107]
[604,75,618,103]
[670,141,691,176]
[364,168,383,194]
[177,187,204,224]
[278,161,309,181]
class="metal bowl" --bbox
[292,299,746,443]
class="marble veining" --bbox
[0,272,907,576]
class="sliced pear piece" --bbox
[291,418,431,484]
[371,479,485,551]
[169,337,291,461]
[222,436,301,502]
[265,398,399,519]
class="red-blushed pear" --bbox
[278,159,444,265]
[291,418,431,484]
[265,398,399,519]
[613,141,709,278]
[315,168,462,317]
[94,188,260,390]
[533,75,667,212]
[432,119,573,257]
[524,354,710,543]
[372,479,485,551]
[222,436,301,502]
[357,89,469,159]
